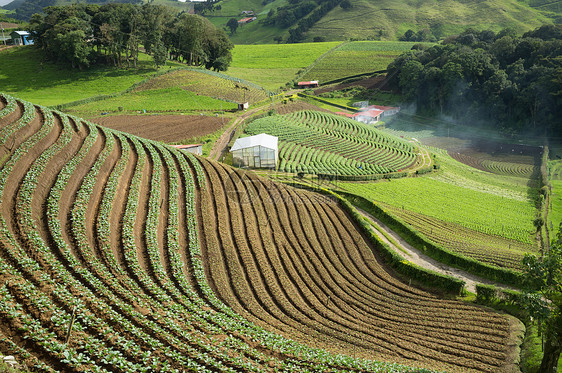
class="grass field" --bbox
[304,0,551,42]
[67,86,238,115]
[341,142,537,241]
[301,41,420,83]
[226,42,341,90]
[0,47,180,106]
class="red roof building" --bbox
[351,109,384,124]
[238,17,257,24]
[297,81,319,88]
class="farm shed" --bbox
[298,81,319,88]
[10,31,33,46]
[171,144,203,155]
[238,17,257,24]
[367,105,400,117]
[231,133,278,169]
[351,109,383,124]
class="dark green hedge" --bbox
[339,192,525,288]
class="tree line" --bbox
[28,3,233,71]
[387,25,562,137]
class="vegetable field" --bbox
[245,111,419,176]
[0,93,517,372]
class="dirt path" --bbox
[357,208,518,294]
[208,107,265,162]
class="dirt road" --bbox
[358,208,518,294]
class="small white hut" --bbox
[231,133,278,169]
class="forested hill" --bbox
[386,26,562,138]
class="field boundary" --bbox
[338,192,526,288]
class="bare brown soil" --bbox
[89,114,225,143]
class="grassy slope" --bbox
[0,47,180,106]
[226,42,341,90]
[307,0,552,41]
[215,0,553,43]
[301,41,421,82]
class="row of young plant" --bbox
[0,93,17,120]
[200,163,511,373]
[0,99,35,145]
[0,101,252,370]
[338,192,526,287]
[0,107,142,371]
[385,206,530,271]
[245,113,416,176]
[194,158,453,372]
[287,111,415,153]
[0,97,448,372]
[278,143,391,175]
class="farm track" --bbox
[0,93,523,373]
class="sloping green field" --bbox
[301,41,421,82]
[226,42,341,90]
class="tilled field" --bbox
[89,114,225,143]
[0,93,519,372]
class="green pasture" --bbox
[301,41,420,83]
[341,149,537,244]
[304,0,550,42]
[67,86,237,115]
[227,42,340,90]
[0,47,179,106]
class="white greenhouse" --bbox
[231,133,278,169]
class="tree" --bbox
[226,18,238,35]
[152,39,167,68]
[339,0,352,10]
[520,224,562,373]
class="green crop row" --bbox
[245,110,418,176]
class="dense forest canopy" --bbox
[28,3,233,71]
[387,26,562,137]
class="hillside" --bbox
[0,92,522,372]
[209,0,554,43]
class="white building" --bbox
[231,133,278,169]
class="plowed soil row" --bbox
[197,157,515,373]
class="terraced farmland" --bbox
[381,204,534,270]
[0,93,517,372]
[132,69,270,105]
[245,111,419,176]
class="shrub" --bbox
[476,284,497,304]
